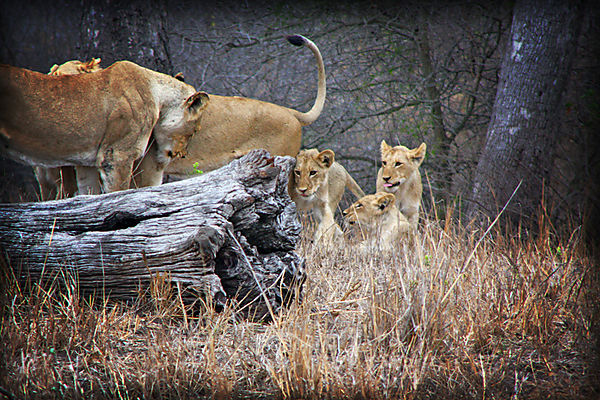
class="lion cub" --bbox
[49,58,102,76]
[376,141,426,232]
[343,192,409,251]
[289,148,365,242]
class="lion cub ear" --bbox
[185,91,210,118]
[380,140,393,156]
[410,142,427,166]
[317,149,335,168]
[377,192,396,211]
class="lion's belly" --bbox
[1,126,100,168]
[2,146,97,168]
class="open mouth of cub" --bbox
[384,182,400,188]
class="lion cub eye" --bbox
[381,161,387,166]
[395,161,403,167]
[355,203,362,208]
[309,170,317,176]
[294,170,301,176]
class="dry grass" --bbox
[0,209,597,399]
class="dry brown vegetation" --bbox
[0,205,597,399]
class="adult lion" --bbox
[0,61,209,193]
[46,34,326,188]
[133,34,327,186]
[33,58,104,200]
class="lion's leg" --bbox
[59,167,78,198]
[405,209,420,233]
[316,222,343,244]
[98,158,136,193]
[398,219,411,235]
[312,206,325,242]
[313,206,341,243]
[75,166,102,195]
[34,167,60,201]
[131,141,167,188]
[133,155,165,187]
[98,103,156,192]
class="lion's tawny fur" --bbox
[33,58,104,200]
[46,35,326,191]
[343,192,410,251]
[145,34,326,183]
[376,141,426,232]
[48,58,102,76]
[289,148,365,243]
[0,61,208,194]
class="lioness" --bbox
[46,34,326,189]
[41,58,187,196]
[289,148,365,242]
[33,58,104,200]
[0,61,209,193]
[343,192,410,251]
[376,140,426,232]
[135,34,327,186]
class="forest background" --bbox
[2,1,600,398]
[0,0,597,236]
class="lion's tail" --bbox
[286,35,326,126]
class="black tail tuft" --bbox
[286,35,306,47]
[173,72,185,82]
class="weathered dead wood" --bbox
[0,150,304,320]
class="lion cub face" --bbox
[343,192,396,227]
[379,141,426,193]
[292,149,334,198]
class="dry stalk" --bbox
[0,197,593,399]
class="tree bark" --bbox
[467,0,583,227]
[414,23,451,202]
[0,150,305,320]
[80,0,173,74]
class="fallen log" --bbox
[0,149,305,320]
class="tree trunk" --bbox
[467,0,583,227]
[80,0,173,74]
[0,150,305,320]
[414,23,451,204]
